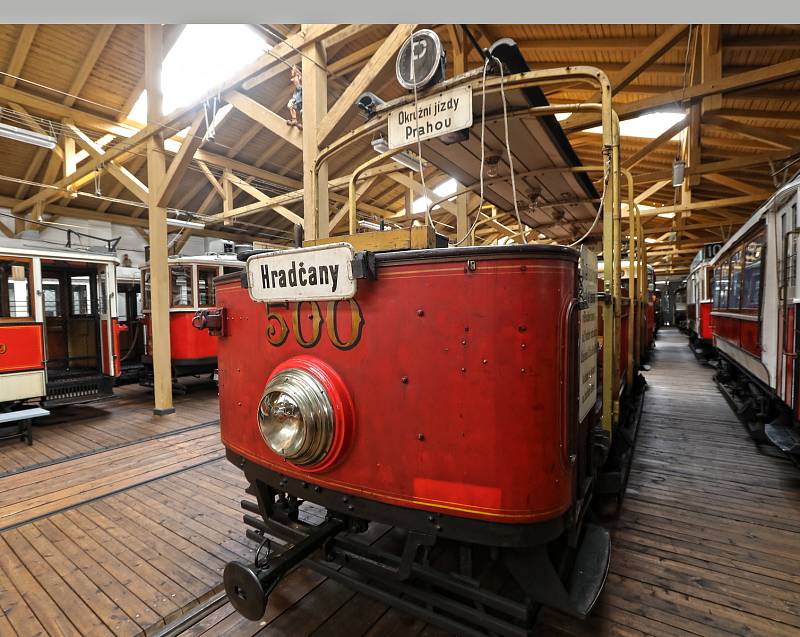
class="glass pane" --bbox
[71,276,93,315]
[170,265,193,307]
[743,235,764,309]
[99,273,107,315]
[142,271,151,310]
[43,278,61,317]
[198,267,217,306]
[1,259,32,318]
[729,250,743,309]
[716,260,730,308]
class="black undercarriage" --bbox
[225,448,611,637]
[221,373,648,635]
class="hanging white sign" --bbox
[387,85,473,149]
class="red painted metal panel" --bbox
[216,254,578,524]
[712,314,760,357]
[0,324,44,372]
[144,312,218,363]
[700,302,714,340]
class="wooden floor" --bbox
[2,332,800,636]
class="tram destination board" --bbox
[247,243,357,303]
[387,85,473,149]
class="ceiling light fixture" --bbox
[0,122,57,149]
[371,137,422,172]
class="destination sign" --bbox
[387,85,472,149]
[246,244,356,303]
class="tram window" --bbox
[0,258,32,319]
[43,279,62,317]
[742,232,765,310]
[142,270,151,310]
[98,274,107,315]
[170,265,194,308]
[714,259,730,308]
[198,267,217,306]
[729,249,744,310]
[71,276,93,316]
[223,266,240,275]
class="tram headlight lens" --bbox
[257,368,334,466]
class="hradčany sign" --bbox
[387,85,473,149]
[246,243,356,303]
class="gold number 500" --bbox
[265,299,364,350]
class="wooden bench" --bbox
[0,408,50,446]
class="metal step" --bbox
[764,419,800,456]
[568,523,611,618]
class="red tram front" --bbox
[198,36,649,636]
[139,254,243,382]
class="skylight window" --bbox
[412,178,459,213]
[127,24,267,126]
[584,112,686,139]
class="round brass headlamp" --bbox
[257,368,335,466]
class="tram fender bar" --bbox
[223,517,345,621]
[503,523,610,619]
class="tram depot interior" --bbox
[0,20,800,637]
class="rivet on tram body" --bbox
[237,401,242,406]
[460,367,466,373]
[521,368,526,373]
[416,309,424,317]
[436,525,443,532]
[461,339,467,345]
[569,454,577,464]
[518,325,527,332]
[314,486,321,493]
[401,376,409,384]
[417,433,425,441]
[348,505,354,511]
[343,496,349,503]
[521,343,527,349]
[482,359,488,365]
[427,515,435,522]
[301,482,308,488]
[464,326,469,332]
[520,265,527,272]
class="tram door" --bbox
[41,265,103,381]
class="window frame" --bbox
[197,265,220,308]
[0,256,35,322]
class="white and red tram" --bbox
[710,177,800,456]
[685,243,721,357]
[0,240,121,409]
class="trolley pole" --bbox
[145,24,174,415]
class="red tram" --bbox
[710,178,800,457]
[140,254,243,383]
[196,36,649,636]
[0,240,121,410]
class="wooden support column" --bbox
[222,169,234,226]
[302,33,328,241]
[456,182,471,245]
[144,24,174,416]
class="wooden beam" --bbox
[157,111,207,207]
[197,161,224,197]
[227,90,302,150]
[563,24,688,127]
[635,180,672,204]
[703,173,771,196]
[117,24,185,121]
[302,34,328,240]
[64,25,115,107]
[330,176,377,232]
[62,119,77,179]
[563,58,800,132]
[634,147,800,184]
[622,118,688,170]
[3,26,38,87]
[700,25,722,115]
[704,114,799,150]
[65,122,149,202]
[317,24,417,148]
[636,194,765,218]
[226,172,303,226]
